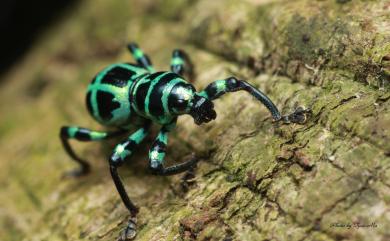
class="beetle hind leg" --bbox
[60,126,126,177]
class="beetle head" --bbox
[169,83,195,115]
[168,82,216,125]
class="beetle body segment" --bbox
[86,63,195,127]
[130,71,194,125]
[86,63,147,127]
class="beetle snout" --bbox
[190,96,216,125]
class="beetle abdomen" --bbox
[86,63,148,127]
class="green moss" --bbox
[284,14,347,64]
[1,0,389,240]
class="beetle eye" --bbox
[175,99,187,110]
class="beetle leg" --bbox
[109,121,151,240]
[198,77,282,121]
[127,42,155,73]
[148,120,199,176]
[198,77,310,124]
[170,49,195,81]
[60,126,126,177]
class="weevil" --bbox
[60,43,307,240]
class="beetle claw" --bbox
[280,107,312,124]
[118,217,137,241]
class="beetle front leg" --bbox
[198,77,282,120]
[198,77,310,124]
[108,122,151,240]
[148,121,199,176]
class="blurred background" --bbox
[0,0,79,77]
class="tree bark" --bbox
[0,0,389,241]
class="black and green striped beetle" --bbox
[60,43,307,240]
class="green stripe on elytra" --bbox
[88,81,128,125]
[88,64,147,124]
[90,66,112,123]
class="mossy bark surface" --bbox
[0,0,389,241]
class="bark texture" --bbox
[0,0,389,241]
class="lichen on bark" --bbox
[0,0,389,241]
